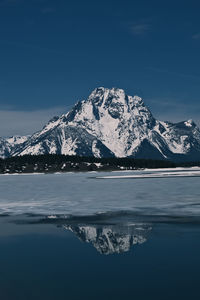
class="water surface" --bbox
[0,169,200,217]
[0,170,200,299]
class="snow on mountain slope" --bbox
[13,117,113,157]
[1,87,200,161]
[13,87,156,158]
[0,135,29,158]
[153,120,200,160]
[66,87,156,157]
[6,135,29,146]
[0,138,11,158]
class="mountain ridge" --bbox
[1,87,200,162]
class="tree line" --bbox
[0,154,184,174]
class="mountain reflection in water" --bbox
[63,223,152,255]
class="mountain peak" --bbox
[88,87,143,109]
[88,87,125,104]
[62,87,155,157]
[90,86,125,95]
[1,87,200,162]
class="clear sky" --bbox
[1,0,200,136]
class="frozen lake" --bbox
[0,168,200,218]
[1,168,200,300]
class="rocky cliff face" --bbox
[1,87,200,162]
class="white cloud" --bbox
[0,106,68,137]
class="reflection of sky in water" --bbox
[0,170,200,216]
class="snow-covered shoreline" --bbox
[1,166,200,177]
[96,167,200,179]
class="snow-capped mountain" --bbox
[5,135,29,146]
[64,223,151,255]
[0,137,10,159]
[1,87,200,161]
[0,136,28,158]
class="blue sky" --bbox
[1,0,200,136]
